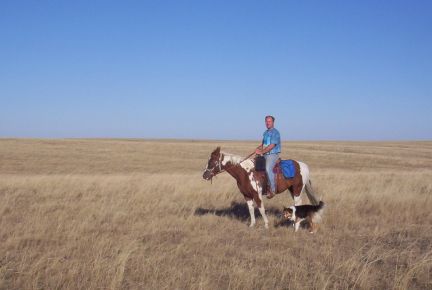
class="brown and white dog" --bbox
[283,201,325,233]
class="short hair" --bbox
[265,115,275,122]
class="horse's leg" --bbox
[291,184,302,206]
[289,182,303,206]
[257,195,269,229]
[293,194,302,206]
[246,199,256,227]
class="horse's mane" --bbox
[221,152,243,165]
[211,147,254,169]
[221,152,257,171]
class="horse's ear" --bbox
[211,146,221,158]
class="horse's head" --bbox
[203,147,223,180]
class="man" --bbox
[255,115,281,199]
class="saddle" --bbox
[275,159,296,179]
[254,159,298,194]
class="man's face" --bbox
[265,117,274,129]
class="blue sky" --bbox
[1,0,431,140]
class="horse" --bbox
[202,147,320,229]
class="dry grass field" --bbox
[0,139,431,289]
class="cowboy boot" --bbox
[267,172,278,199]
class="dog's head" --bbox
[283,207,294,220]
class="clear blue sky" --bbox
[1,0,431,140]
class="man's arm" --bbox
[255,143,275,155]
[255,143,262,154]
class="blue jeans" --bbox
[265,153,279,193]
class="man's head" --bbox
[265,115,275,129]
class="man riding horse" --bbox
[255,115,280,199]
[202,115,320,228]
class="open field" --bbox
[0,139,431,289]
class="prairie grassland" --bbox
[0,139,431,289]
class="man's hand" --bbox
[257,144,275,155]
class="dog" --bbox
[283,201,325,233]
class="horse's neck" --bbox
[224,163,245,180]
[221,153,250,180]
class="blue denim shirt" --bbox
[262,128,281,155]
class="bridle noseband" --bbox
[204,154,223,182]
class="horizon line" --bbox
[0,137,431,143]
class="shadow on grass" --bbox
[194,201,290,226]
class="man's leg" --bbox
[265,154,279,199]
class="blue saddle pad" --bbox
[280,160,296,178]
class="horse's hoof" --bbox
[264,224,269,229]
[249,223,256,228]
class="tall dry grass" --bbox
[0,139,431,289]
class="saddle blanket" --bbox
[279,159,296,178]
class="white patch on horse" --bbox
[221,153,242,166]
[240,159,255,172]
[248,172,258,191]
[294,195,302,206]
[246,199,255,227]
[242,159,262,195]
[298,161,310,191]
[246,163,267,228]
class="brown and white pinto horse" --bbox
[202,147,319,229]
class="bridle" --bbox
[203,154,223,183]
[204,151,256,183]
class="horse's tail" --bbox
[305,179,320,205]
